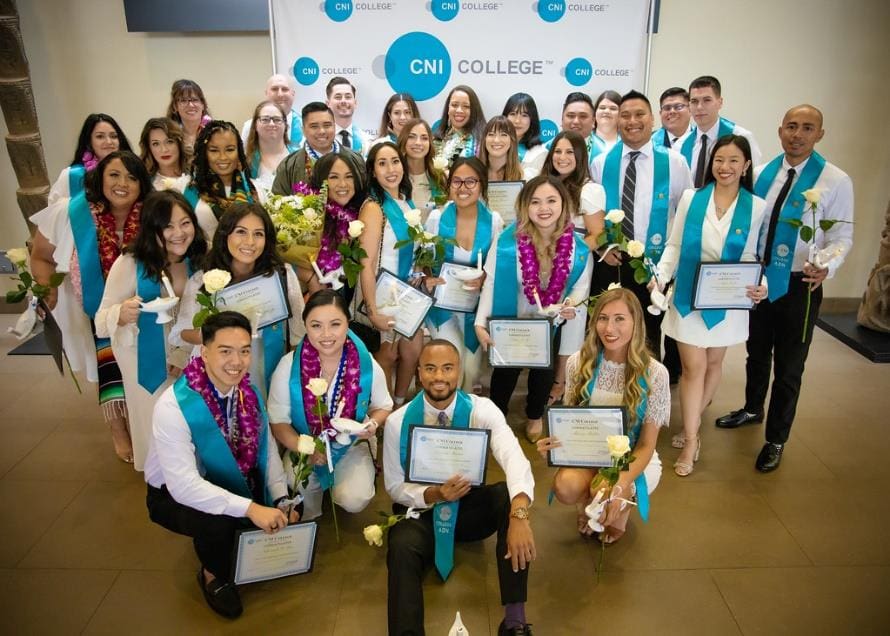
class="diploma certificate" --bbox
[487,318,552,368]
[546,407,627,468]
[215,273,291,329]
[692,262,763,311]
[406,425,490,486]
[434,262,483,313]
[232,521,317,585]
[486,180,523,225]
[364,269,436,338]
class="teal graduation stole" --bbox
[68,192,105,319]
[350,124,364,153]
[381,192,415,280]
[289,112,304,147]
[673,183,754,328]
[517,143,527,163]
[173,374,272,505]
[427,201,493,353]
[260,320,286,393]
[136,261,166,393]
[588,133,607,163]
[68,164,86,200]
[183,185,200,211]
[492,224,588,317]
[288,331,373,490]
[680,117,735,167]
[585,351,650,521]
[400,390,474,581]
[754,152,826,301]
[601,142,671,259]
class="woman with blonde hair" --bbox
[537,288,669,542]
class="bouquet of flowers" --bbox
[395,208,455,272]
[191,269,231,328]
[267,182,328,267]
[597,209,647,275]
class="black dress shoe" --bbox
[498,619,534,635]
[197,568,243,619]
[755,443,784,473]
[716,409,763,429]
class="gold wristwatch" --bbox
[510,506,530,520]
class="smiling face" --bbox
[226,213,265,271]
[265,74,295,113]
[302,110,335,153]
[176,91,205,125]
[373,145,404,196]
[148,128,180,175]
[449,163,481,208]
[595,298,634,358]
[659,95,690,137]
[101,158,140,210]
[327,82,356,120]
[550,138,577,176]
[447,90,472,132]
[202,326,252,394]
[506,107,531,140]
[689,86,723,131]
[305,303,349,358]
[595,98,619,132]
[161,204,195,261]
[404,123,431,160]
[256,103,286,143]
[778,106,824,165]
[485,127,512,160]
[326,158,356,206]
[388,100,414,136]
[562,101,594,139]
[711,141,750,187]
[206,130,239,183]
[618,98,654,149]
[91,122,120,161]
[527,182,563,232]
[418,343,461,405]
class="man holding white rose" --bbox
[716,105,854,473]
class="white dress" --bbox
[94,255,192,470]
[656,188,766,348]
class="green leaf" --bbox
[49,272,67,287]
[196,294,214,309]
[780,218,803,228]
[19,271,32,287]
[819,219,838,232]
[393,239,411,249]
[799,226,814,242]
[5,290,27,304]
[192,308,210,329]
[634,269,648,285]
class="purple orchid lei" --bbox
[300,336,362,436]
[316,201,357,274]
[517,225,576,306]
[81,150,99,172]
[183,356,260,476]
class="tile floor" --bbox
[1,316,889,635]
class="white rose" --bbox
[605,209,625,224]
[404,209,422,227]
[293,196,304,210]
[607,282,622,291]
[303,208,318,221]
[626,240,645,258]
[432,156,448,171]
[6,247,28,265]
[363,524,384,547]
[606,434,631,458]
[296,434,316,455]
[306,377,328,397]
[202,269,232,294]
[422,231,435,242]
[348,220,365,238]
[802,188,823,206]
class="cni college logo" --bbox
[430,0,460,21]
[540,119,558,142]
[536,1,566,22]
[384,32,452,101]
[323,0,353,22]
[293,57,320,86]
[564,57,592,86]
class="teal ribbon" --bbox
[585,351,650,521]
[517,143,527,162]
[673,183,754,328]
[601,142,671,259]
[680,117,735,167]
[400,389,474,581]
[349,124,364,152]
[69,192,105,319]
[173,375,272,505]
[289,111,304,146]
[754,152,826,301]
[288,331,373,490]
[427,201,493,353]
[68,164,86,200]
[588,133,608,163]
[183,185,199,211]
[261,321,286,393]
[136,261,167,393]
[381,192,415,280]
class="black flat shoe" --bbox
[755,443,784,473]
[716,409,763,429]
[498,620,534,635]
[197,568,242,619]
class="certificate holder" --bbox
[405,425,491,486]
[360,269,436,338]
[487,318,552,369]
[545,406,626,468]
[232,521,318,585]
[434,261,483,313]
[214,272,292,329]
[692,262,764,311]
[486,180,524,225]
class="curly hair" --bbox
[139,117,188,176]
[190,120,256,197]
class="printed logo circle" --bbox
[431,0,459,21]
[439,506,453,521]
[536,1,566,22]
[776,244,790,257]
[293,57,320,86]
[565,57,592,86]
[324,0,353,22]
[385,32,451,101]
[650,233,663,246]
[540,118,559,142]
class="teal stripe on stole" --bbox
[492,223,519,317]
[754,152,826,301]
[680,117,736,166]
[173,375,271,504]
[517,143,527,162]
[68,164,86,200]
[183,185,200,211]
[381,192,415,280]
[69,192,105,318]
[261,321,286,394]
[136,261,167,393]
[289,112,304,146]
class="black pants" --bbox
[386,482,526,636]
[147,484,252,581]
[489,324,562,420]
[744,275,823,444]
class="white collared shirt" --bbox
[691,118,762,169]
[383,393,535,509]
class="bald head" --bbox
[783,104,823,128]
[778,104,824,165]
[266,74,296,112]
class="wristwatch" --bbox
[510,506,530,521]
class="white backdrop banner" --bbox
[271,1,651,141]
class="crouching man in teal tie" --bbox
[383,340,536,635]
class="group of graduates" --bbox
[21,69,853,635]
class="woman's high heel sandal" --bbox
[525,418,544,443]
[109,418,134,464]
[673,437,700,477]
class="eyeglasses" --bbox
[177,97,202,106]
[450,177,479,190]
[660,103,688,113]
[258,116,285,125]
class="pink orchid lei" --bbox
[81,151,99,172]
[517,225,576,306]
[300,336,362,436]
[316,200,357,274]
[183,356,260,476]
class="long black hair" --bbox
[70,113,132,167]
[703,134,754,192]
[311,151,368,253]
[202,202,283,279]
[502,92,542,149]
[190,120,256,197]
[365,141,412,203]
[85,150,152,208]
[434,85,486,143]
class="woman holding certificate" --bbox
[653,135,767,476]
[474,175,592,442]
[478,116,524,184]
[171,203,306,391]
[398,119,448,213]
[536,288,669,542]
[502,92,548,178]
[425,157,504,392]
[434,85,486,165]
[268,290,393,520]
[95,190,208,470]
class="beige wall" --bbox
[3,0,889,298]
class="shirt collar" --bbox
[622,140,652,159]
[422,393,457,420]
[783,154,811,173]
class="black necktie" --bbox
[763,168,797,265]
[694,134,708,188]
[621,151,640,239]
[339,129,350,149]
[663,129,671,148]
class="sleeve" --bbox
[263,420,289,502]
[30,198,75,271]
[473,240,499,327]
[589,154,605,184]
[369,359,394,412]
[523,144,548,178]
[94,255,136,340]
[240,118,252,144]
[643,360,670,427]
[48,168,70,206]
[267,351,296,424]
[382,407,430,508]
[559,253,593,355]
[819,173,855,279]
[579,182,606,215]
[668,151,694,215]
[285,265,306,344]
[271,154,296,196]
[656,189,694,283]
[194,200,218,244]
[741,196,768,263]
[476,397,535,504]
[169,271,204,348]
